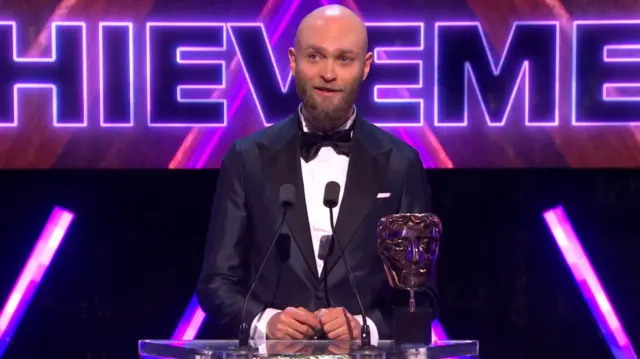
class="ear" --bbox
[288,48,296,74]
[362,52,373,80]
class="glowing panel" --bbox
[172,294,205,340]
[573,20,640,125]
[435,21,559,127]
[543,206,637,359]
[431,320,460,358]
[0,22,87,127]
[431,319,447,341]
[0,206,75,357]
[146,22,227,127]
[604,45,640,63]
[99,22,134,127]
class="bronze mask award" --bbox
[377,213,442,345]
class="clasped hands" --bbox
[266,306,360,340]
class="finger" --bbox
[281,315,313,338]
[278,316,307,339]
[349,318,360,336]
[285,319,317,337]
[280,324,305,339]
[323,307,349,323]
[337,325,357,341]
[272,331,294,340]
[327,325,349,340]
[286,307,320,327]
[327,318,359,340]
[296,307,314,316]
[285,307,321,329]
[318,309,340,325]
[322,316,346,333]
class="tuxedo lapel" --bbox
[324,118,391,275]
[258,115,320,284]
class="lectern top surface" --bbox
[138,339,479,359]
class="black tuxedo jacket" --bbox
[196,112,438,339]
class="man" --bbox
[196,5,437,342]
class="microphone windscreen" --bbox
[279,184,295,207]
[323,181,340,209]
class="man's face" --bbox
[289,20,372,132]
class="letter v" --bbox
[228,23,299,126]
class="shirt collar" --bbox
[298,104,356,133]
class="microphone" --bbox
[323,182,381,353]
[237,184,295,351]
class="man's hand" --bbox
[266,307,321,340]
[315,307,361,340]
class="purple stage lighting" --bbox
[172,294,205,340]
[431,319,448,341]
[0,206,75,357]
[543,205,637,359]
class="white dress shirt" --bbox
[249,105,380,345]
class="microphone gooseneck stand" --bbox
[323,181,382,356]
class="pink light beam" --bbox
[171,293,206,340]
[543,205,637,359]
[0,206,75,357]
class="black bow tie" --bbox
[300,129,352,162]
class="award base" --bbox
[392,307,433,345]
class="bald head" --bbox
[288,5,373,133]
[295,5,368,54]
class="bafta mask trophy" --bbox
[377,213,442,345]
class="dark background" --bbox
[0,170,638,359]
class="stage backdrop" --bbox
[1,0,640,168]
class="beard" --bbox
[295,73,362,132]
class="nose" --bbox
[320,62,337,82]
[411,243,420,263]
[405,240,420,263]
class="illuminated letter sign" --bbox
[229,22,424,126]
[228,23,297,126]
[435,21,559,126]
[0,21,87,127]
[146,22,227,127]
[4,20,640,128]
[360,23,424,126]
[573,20,640,125]
[99,22,134,127]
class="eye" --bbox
[419,238,435,252]
[382,240,405,253]
[308,53,321,61]
[339,55,351,63]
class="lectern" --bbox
[138,339,479,359]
